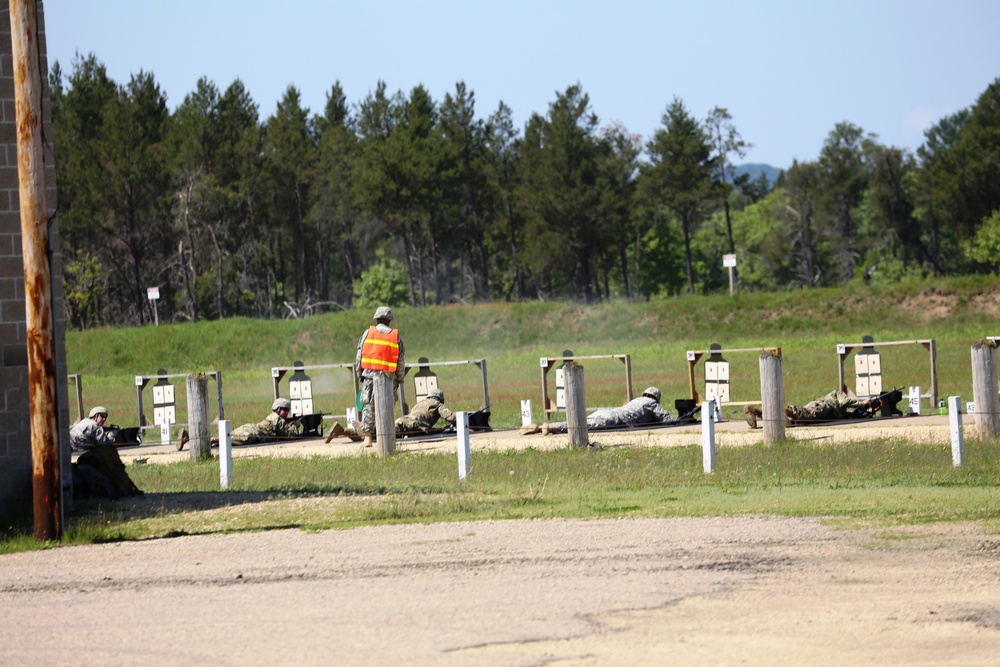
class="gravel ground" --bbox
[5,415,996,666]
[2,517,999,666]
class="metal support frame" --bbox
[836,338,937,408]
[272,363,358,401]
[134,371,224,434]
[68,373,83,423]
[686,346,781,407]
[399,359,490,414]
[539,354,632,420]
[272,363,358,422]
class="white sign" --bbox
[723,254,737,268]
[520,399,533,426]
[147,286,160,300]
[908,386,921,415]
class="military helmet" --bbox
[272,397,292,411]
[89,406,109,418]
[641,386,662,403]
[428,388,445,402]
[373,306,394,322]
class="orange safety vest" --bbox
[360,326,400,373]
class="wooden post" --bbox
[187,374,211,460]
[373,373,396,456]
[971,339,1000,439]
[69,374,84,423]
[759,350,785,444]
[10,0,61,541]
[564,362,589,448]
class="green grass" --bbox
[5,436,1000,553]
[64,276,1000,430]
[9,276,996,553]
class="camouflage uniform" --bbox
[548,395,673,433]
[395,396,456,434]
[786,389,867,424]
[355,322,405,435]
[69,417,117,452]
[230,411,298,446]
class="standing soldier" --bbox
[353,306,405,447]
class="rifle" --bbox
[675,403,703,424]
[851,387,903,419]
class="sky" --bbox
[42,0,1000,170]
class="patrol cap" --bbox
[428,388,444,402]
[373,306,394,322]
[272,398,292,411]
[641,386,662,402]
[89,406,109,418]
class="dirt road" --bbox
[2,516,999,666]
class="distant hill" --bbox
[733,163,782,186]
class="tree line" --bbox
[49,53,1000,329]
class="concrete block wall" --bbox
[0,0,71,515]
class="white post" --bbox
[159,420,171,446]
[948,396,965,468]
[219,420,232,489]
[702,399,716,474]
[908,386,921,415]
[456,412,470,480]
[520,399,533,426]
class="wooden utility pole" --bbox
[10,0,61,540]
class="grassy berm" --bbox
[3,277,998,551]
[68,277,1000,429]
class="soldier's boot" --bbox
[541,423,552,436]
[785,406,801,426]
[175,428,189,451]
[362,435,373,448]
[520,423,541,436]
[324,421,345,443]
[744,405,762,429]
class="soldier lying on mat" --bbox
[743,386,903,428]
[520,386,673,436]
